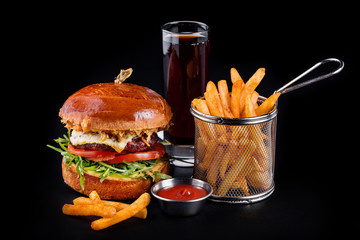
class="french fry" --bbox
[91,193,151,231]
[248,122,271,172]
[230,80,243,118]
[254,147,270,171]
[201,139,218,170]
[62,204,117,218]
[89,190,103,205]
[203,138,225,192]
[230,67,244,84]
[219,144,236,179]
[239,68,265,114]
[205,81,224,117]
[247,169,272,190]
[251,91,259,109]
[231,125,249,140]
[197,121,211,146]
[245,68,265,92]
[255,92,281,116]
[223,108,234,118]
[192,99,210,115]
[231,176,249,196]
[246,156,272,190]
[218,80,231,109]
[242,94,256,118]
[218,80,234,118]
[73,197,147,219]
[217,139,256,196]
[206,157,221,193]
[195,137,208,163]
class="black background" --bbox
[20,2,356,239]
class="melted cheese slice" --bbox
[70,131,135,153]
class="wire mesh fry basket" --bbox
[190,58,344,204]
[191,97,277,204]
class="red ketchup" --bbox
[157,184,208,201]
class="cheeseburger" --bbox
[48,70,173,200]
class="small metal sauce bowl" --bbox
[151,178,213,217]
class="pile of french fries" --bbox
[192,67,280,118]
[192,67,280,197]
[62,191,150,230]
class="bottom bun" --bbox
[62,159,170,200]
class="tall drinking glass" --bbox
[162,21,209,165]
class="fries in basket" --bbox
[192,67,280,197]
[192,67,280,117]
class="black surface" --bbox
[23,3,356,239]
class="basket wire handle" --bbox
[274,58,344,95]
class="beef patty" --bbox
[72,133,158,153]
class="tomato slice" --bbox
[67,143,166,163]
[68,144,116,161]
[105,143,166,164]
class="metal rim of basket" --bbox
[190,96,278,125]
[209,184,275,204]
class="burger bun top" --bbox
[59,83,172,132]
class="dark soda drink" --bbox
[162,21,209,145]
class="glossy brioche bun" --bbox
[62,159,170,200]
[59,83,172,132]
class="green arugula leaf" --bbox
[47,132,172,190]
[154,171,172,180]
